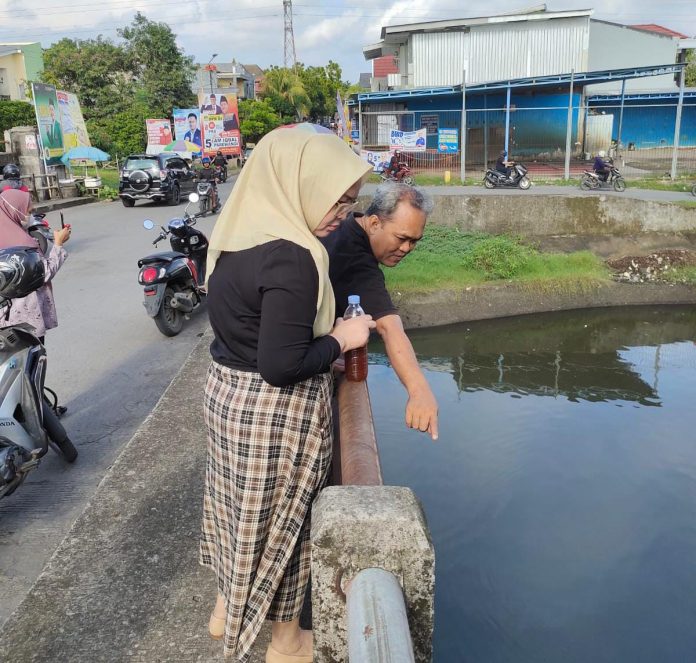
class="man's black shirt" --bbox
[321,215,397,320]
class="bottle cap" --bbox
[348,295,360,305]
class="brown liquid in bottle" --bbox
[345,345,368,382]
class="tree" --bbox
[42,37,136,120]
[686,50,696,87]
[118,12,197,117]
[238,99,281,143]
[262,67,310,121]
[0,100,35,149]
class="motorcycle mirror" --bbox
[188,193,200,203]
[143,219,155,230]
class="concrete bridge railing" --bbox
[311,375,435,663]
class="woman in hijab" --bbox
[0,189,71,342]
[201,127,374,663]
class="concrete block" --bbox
[311,486,435,663]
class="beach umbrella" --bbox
[60,146,111,164]
[163,140,201,153]
[274,122,334,134]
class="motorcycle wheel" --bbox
[403,176,414,185]
[580,176,594,191]
[613,178,626,192]
[154,287,184,337]
[199,199,207,217]
[518,176,531,190]
[483,176,496,189]
[691,183,696,197]
[43,401,78,463]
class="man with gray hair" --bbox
[322,182,439,440]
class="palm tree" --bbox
[262,67,310,121]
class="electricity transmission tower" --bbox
[283,0,297,69]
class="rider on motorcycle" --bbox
[212,150,227,181]
[385,151,408,181]
[198,157,221,212]
[593,151,612,182]
[2,163,30,193]
[495,151,513,181]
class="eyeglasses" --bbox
[333,199,360,217]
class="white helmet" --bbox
[598,150,606,158]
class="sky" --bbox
[1,0,694,82]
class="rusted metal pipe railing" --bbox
[334,374,383,486]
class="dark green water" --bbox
[367,306,696,663]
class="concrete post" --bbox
[311,486,435,663]
[8,126,44,194]
[460,69,466,183]
[670,66,685,180]
[564,69,575,180]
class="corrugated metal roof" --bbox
[630,24,688,39]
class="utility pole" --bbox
[283,0,297,69]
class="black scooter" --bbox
[137,194,209,336]
[484,162,531,190]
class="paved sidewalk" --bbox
[0,331,270,663]
[33,195,96,213]
[362,182,696,203]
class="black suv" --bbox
[119,154,197,207]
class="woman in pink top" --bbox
[0,189,71,342]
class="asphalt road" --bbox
[0,178,235,625]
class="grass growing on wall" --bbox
[383,225,611,294]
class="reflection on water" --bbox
[368,307,696,663]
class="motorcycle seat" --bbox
[138,251,187,267]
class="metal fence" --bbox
[358,97,696,181]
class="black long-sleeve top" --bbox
[207,239,341,388]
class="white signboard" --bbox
[390,128,427,151]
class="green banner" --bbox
[32,82,64,165]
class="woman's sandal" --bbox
[208,611,225,640]
[265,643,313,663]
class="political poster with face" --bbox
[32,82,64,164]
[389,128,427,152]
[198,90,241,157]
[173,109,202,149]
[145,119,173,154]
[57,90,91,150]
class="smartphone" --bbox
[60,213,65,229]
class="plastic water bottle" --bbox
[343,295,368,382]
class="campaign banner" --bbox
[57,91,91,150]
[390,128,426,152]
[198,90,241,157]
[32,82,64,165]
[360,149,392,173]
[173,108,202,149]
[437,128,459,154]
[146,119,172,154]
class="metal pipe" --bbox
[358,98,363,150]
[617,78,626,154]
[346,568,416,663]
[483,93,488,169]
[670,66,686,180]
[460,69,466,182]
[504,85,511,155]
[336,375,383,486]
[564,69,575,180]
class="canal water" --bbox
[368,306,696,663]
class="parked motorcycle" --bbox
[0,249,78,499]
[580,165,626,192]
[483,163,531,190]
[137,193,209,337]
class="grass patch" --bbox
[366,174,479,186]
[673,200,696,209]
[98,170,120,189]
[383,225,610,294]
[662,266,696,285]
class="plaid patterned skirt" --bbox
[200,361,333,661]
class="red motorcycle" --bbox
[380,161,413,186]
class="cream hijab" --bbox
[206,128,371,337]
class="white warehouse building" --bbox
[363,6,691,93]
